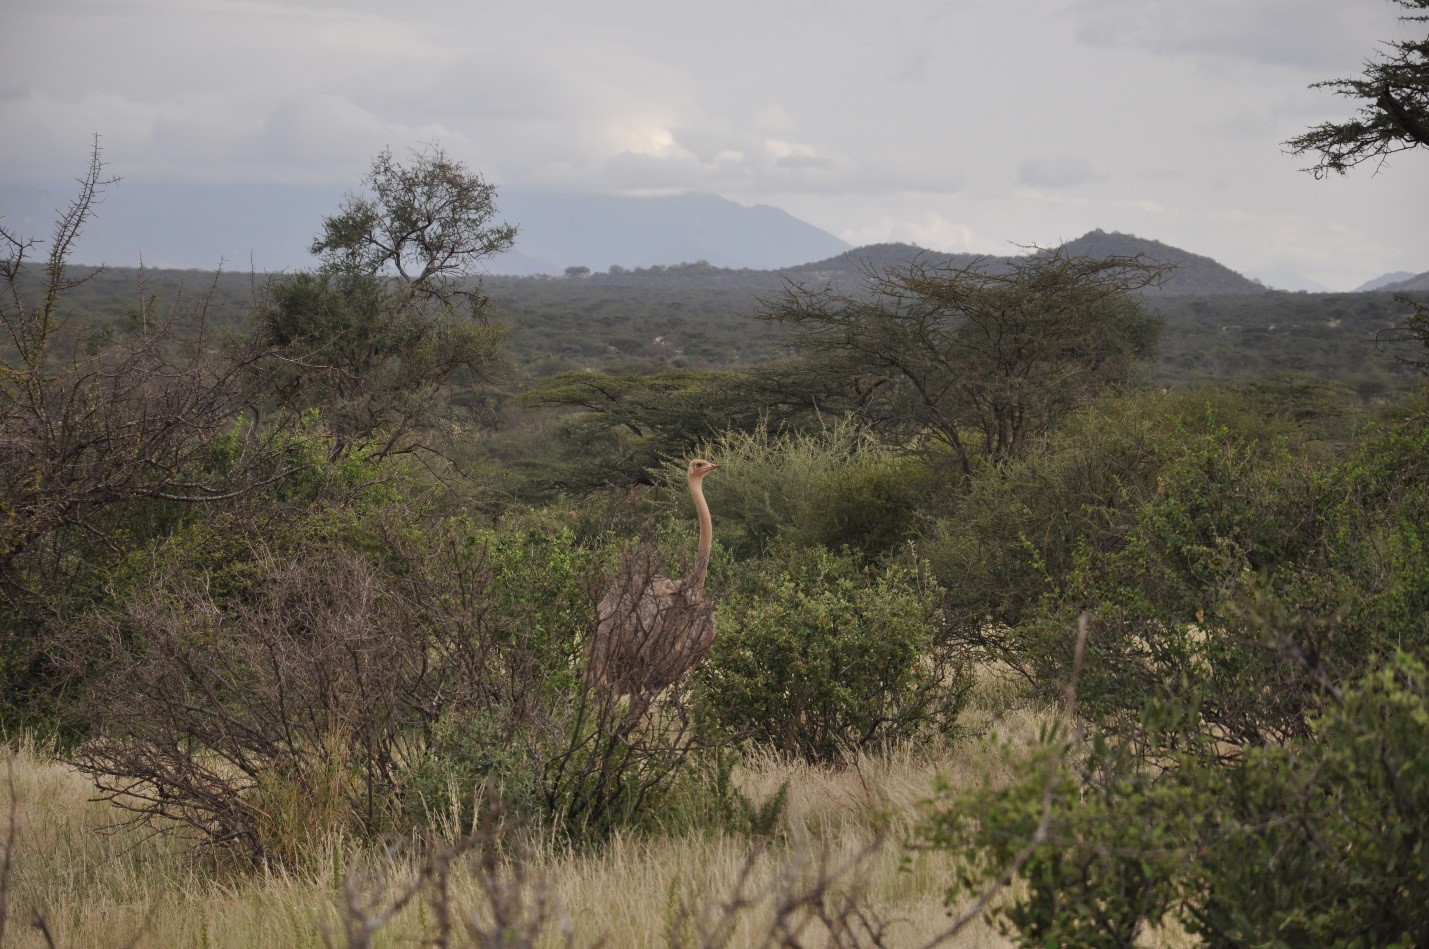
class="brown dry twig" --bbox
[670,833,893,949]
[330,797,578,949]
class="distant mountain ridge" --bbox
[490,191,851,274]
[1357,271,1418,292]
[0,182,851,275]
[777,230,1267,296]
[0,177,1386,294]
[1380,270,1429,292]
[1057,230,1266,294]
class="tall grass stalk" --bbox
[0,721,1048,947]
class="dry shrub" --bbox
[66,519,727,863]
[70,542,468,862]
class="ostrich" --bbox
[588,458,720,698]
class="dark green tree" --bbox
[1285,0,1429,176]
[522,361,844,491]
[758,249,1164,478]
[266,146,517,456]
[258,272,505,455]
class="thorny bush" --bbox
[69,514,728,863]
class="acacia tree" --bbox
[1285,0,1429,176]
[1285,0,1429,370]
[758,249,1164,478]
[311,144,517,306]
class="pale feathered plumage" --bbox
[588,459,719,696]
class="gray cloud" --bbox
[0,0,1424,290]
[1067,0,1396,72]
[1017,156,1105,189]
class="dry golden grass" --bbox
[0,701,1049,948]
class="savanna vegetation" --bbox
[4,7,1429,935]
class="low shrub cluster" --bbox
[913,394,1429,944]
[698,546,968,761]
[921,652,1429,946]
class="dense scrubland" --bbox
[2,140,1428,948]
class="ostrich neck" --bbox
[687,475,713,594]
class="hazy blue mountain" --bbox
[0,181,847,274]
[1379,270,1429,292]
[1356,271,1418,292]
[488,191,850,273]
[0,177,1363,295]
[0,179,346,272]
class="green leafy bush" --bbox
[695,546,968,761]
[923,379,1364,671]
[1016,407,1429,748]
[918,734,1186,947]
[660,418,927,560]
[1184,651,1429,945]
[920,652,1429,948]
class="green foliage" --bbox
[1184,652,1429,946]
[918,733,1186,947]
[658,417,927,560]
[522,369,762,491]
[520,359,847,493]
[757,248,1165,476]
[922,396,1167,647]
[921,653,1429,948]
[259,271,506,451]
[1057,407,1429,747]
[924,379,1363,669]
[696,546,969,761]
[311,144,516,305]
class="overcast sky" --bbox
[3,0,1426,290]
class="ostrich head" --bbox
[687,458,719,480]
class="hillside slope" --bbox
[777,230,1266,295]
[1056,230,1266,294]
[1382,270,1429,292]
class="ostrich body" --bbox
[589,459,719,696]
